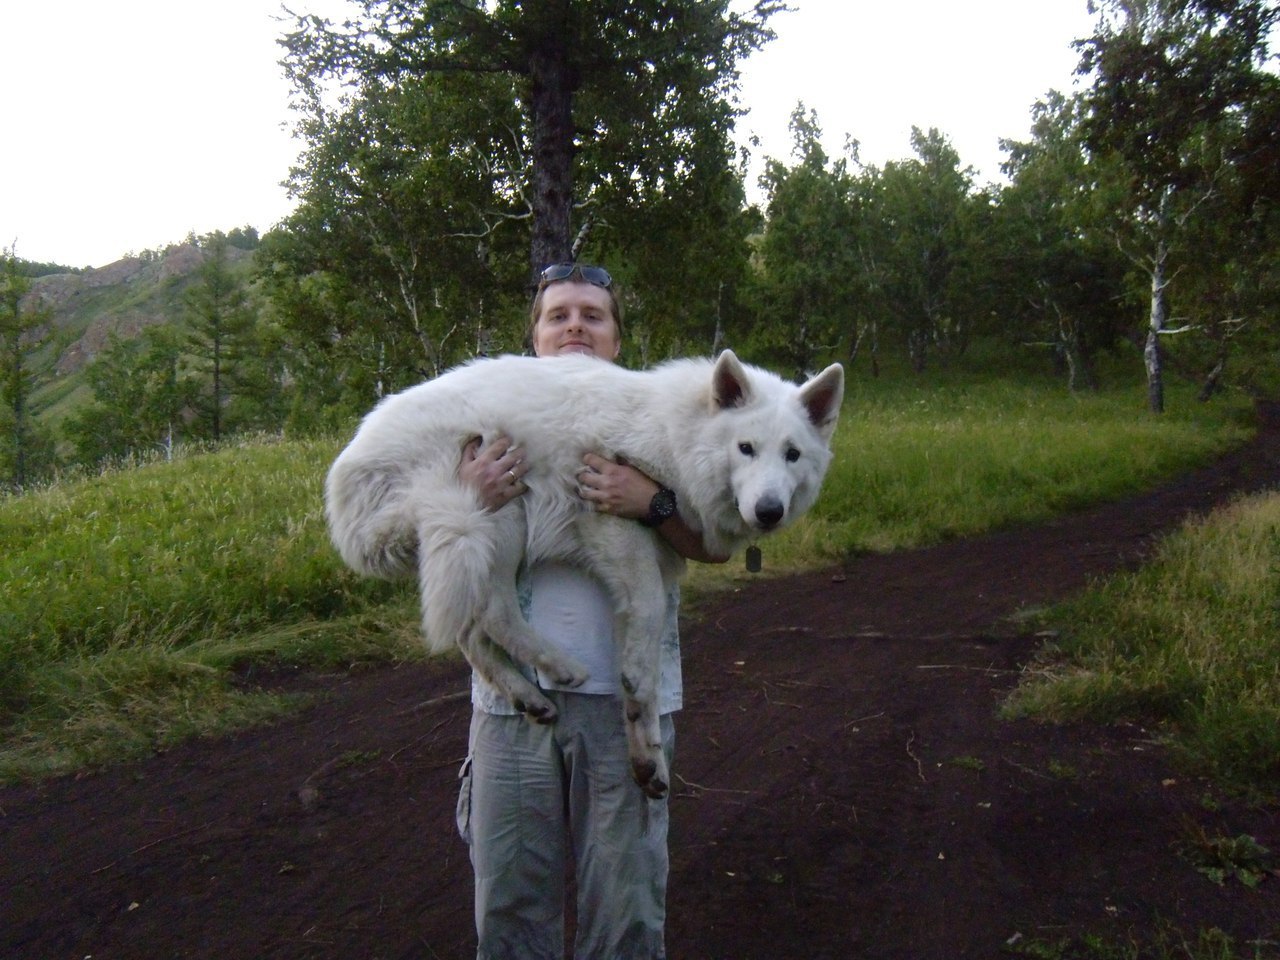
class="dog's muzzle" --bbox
[754,495,784,529]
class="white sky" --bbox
[2,0,1097,270]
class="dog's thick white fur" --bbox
[326,350,844,797]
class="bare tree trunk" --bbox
[711,282,725,356]
[1145,241,1168,414]
[1198,355,1226,402]
[1054,306,1098,393]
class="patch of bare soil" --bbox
[3,408,1280,959]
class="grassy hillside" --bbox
[0,374,1261,785]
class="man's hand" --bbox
[577,453,659,520]
[459,434,529,512]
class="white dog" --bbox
[326,350,844,797]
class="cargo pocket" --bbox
[455,755,474,844]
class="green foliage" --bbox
[58,238,290,466]
[1076,0,1280,411]
[62,328,192,465]
[874,127,980,371]
[1176,822,1276,889]
[11,259,82,278]
[1005,922,1263,959]
[184,233,259,440]
[273,0,779,392]
[749,104,865,377]
[264,69,530,397]
[996,91,1131,390]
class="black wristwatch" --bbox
[639,485,678,528]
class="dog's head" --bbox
[710,350,844,540]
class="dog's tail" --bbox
[415,485,504,655]
[324,456,424,580]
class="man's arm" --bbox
[578,453,730,564]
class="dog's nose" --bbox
[755,496,784,528]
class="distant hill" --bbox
[22,243,256,429]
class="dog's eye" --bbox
[738,442,755,457]
[785,447,801,463]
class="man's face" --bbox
[531,281,620,360]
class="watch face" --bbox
[654,488,676,519]
[644,486,677,526]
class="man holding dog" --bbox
[455,262,726,959]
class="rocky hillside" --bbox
[24,243,254,379]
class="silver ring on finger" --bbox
[506,469,517,484]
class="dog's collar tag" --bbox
[745,544,762,573]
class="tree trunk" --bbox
[1198,355,1226,402]
[711,282,725,356]
[1062,327,1099,393]
[909,328,928,374]
[1145,242,1168,414]
[527,9,576,278]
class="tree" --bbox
[0,247,58,489]
[997,90,1129,389]
[184,234,257,441]
[1077,0,1280,411]
[63,327,192,466]
[873,127,976,372]
[265,70,529,397]
[751,105,864,378]
[281,0,781,278]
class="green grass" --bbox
[1004,488,1280,797]
[0,435,423,780]
[690,373,1253,585]
[0,372,1259,782]
[1005,923,1277,959]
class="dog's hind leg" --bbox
[417,487,589,722]
[465,548,593,724]
[474,507,591,693]
[415,487,572,721]
[458,623,560,722]
[579,520,671,799]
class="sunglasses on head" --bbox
[539,262,612,288]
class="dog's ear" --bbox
[799,363,845,443]
[711,350,752,410]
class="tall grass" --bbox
[1,436,421,779]
[0,375,1257,781]
[1005,491,1280,796]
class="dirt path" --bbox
[4,409,1280,959]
